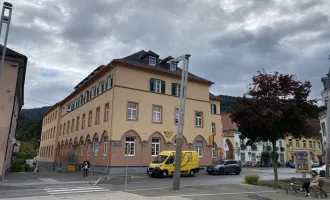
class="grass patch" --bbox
[256,180,289,190]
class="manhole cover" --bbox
[247,194,272,200]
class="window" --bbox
[82,114,86,129]
[211,104,217,114]
[318,142,321,149]
[71,119,75,132]
[90,86,96,99]
[211,122,216,134]
[171,83,181,96]
[195,112,203,127]
[170,63,176,71]
[150,78,165,93]
[127,102,138,120]
[98,81,104,95]
[125,137,135,156]
[151,138,160,156]
[175,108,179,125]
[106,74,113,90]
[309,141,312,148]
[152,105,162,123]
[63,123,66,135]
[95,107,100,124]
[149,56,156,66]
[74,99,78,109]
[103,141,108,156]
[87,143,91,156]
[84,91,89,103]
[196,141,203,157]
[288,139,292,147]
[60,124,62,136]
[295,139,300,148]
[212,147,215,158]
[104,103,109,121]
[79,95,83,106]
[67,121,70,134]
[88,111,92,127]
[322,122,326,136]
[76,117,80,131]
[313,141,316,149]
[80,145,84,156]
[303,140,306,148]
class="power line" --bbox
[24,97,52,106]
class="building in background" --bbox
[0,46,27,180]
[320,70,330,161]
[38,50,223,173]
[285,132,323,163]
[221,113,236,159]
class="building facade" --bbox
[0,46,27,180]
[38,50,223,174]
[285,135,323,162]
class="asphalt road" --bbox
[0,168,299,199]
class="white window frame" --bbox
[173,83,180,96]
[91,86,96,98]
[196,141,203,157]
[151,138,160,156]
[107,74,113,90]
[84,91,89,103]
[127,102,137,120]
[88,111,92,126]
[170,63,176,71]
[125,137,135,156]
[105,104,109,121]
[149,56,156,66]
[154,79,162,93]
[195,112,203,127]
[96,107,100,124]
[152,106,162,123]
[175,109,179,125]
[103,142,108,156]
[211,122,215,134]
[211,147,215,158]
[98,81,104,95]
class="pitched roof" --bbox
[209,92,224,101]
[0,45,27,60]
[120,50,214,85]
[221,113,238,132]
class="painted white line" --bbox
[160,190,276,198]
[49,189,110,195]
[46,187,105,192]
[131,182,141,184]
[93,177,102,185]
[125,186,172,192]
[45,186,101,191]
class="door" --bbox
[166,156,175,174]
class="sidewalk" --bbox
[0,184,315,200]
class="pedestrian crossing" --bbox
[251,169,295,173]
[44,186,110,195]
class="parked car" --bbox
[311,161,319,168]
[206,160,241,175]
[313,164,327,177]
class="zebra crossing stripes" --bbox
[44,186,109,195]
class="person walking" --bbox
[299,170,320,197]
[82,159,90,180]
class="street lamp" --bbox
[0,2,12,81]
[168,54,190,190]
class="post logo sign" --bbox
[164,131,173,138]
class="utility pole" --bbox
[168,54,190,190]
[322,56,330,179]
[0,2,12,81]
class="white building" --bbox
[233,132,287,165]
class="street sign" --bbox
[93,142,99,153]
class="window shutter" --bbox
[161,80,166,94]
[105,80,108,90]
[110,75,113,88]
[171,83,176,96]
[150,78,155,92]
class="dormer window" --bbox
[170,63,176,71]
[149,56,156,66]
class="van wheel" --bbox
[189,170,195,177]
[161,170,168,178]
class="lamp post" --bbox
[0,2,12,81]
[168,54,190,190]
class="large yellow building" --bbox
[285,135,323,162]
[38,50,223,173]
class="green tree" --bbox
[230,70,322,183]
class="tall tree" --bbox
[230,70,321,182]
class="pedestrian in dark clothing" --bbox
[82,159,90,179]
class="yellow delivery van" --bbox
[147,151,200,178]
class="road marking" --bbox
[45,186,109,195]
[93,177,102,185]
[158,190,276,198]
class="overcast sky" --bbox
[4,0,330,108]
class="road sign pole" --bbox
[125,143,130,191]
[171,55,190,190]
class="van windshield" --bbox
[152,155,168,164]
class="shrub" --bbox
[245,174,260,185]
